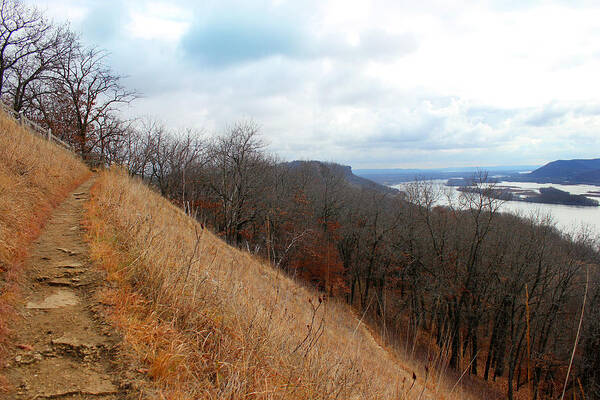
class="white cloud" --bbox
[127,3,191,42]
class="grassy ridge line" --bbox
[86,167,445,399]
[0,111,89,388]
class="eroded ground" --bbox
[3,179,138,399]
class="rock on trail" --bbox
[2,179,138,399]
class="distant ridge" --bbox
[517,158,600,184]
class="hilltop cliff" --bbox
[285,160,399,194]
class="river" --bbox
[391,180,600,240]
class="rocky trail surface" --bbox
[2,179,135,399]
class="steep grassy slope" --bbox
[0,112,89,385]
[84,167,482,400]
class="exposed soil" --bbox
[2,179,138,399]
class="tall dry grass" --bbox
[0,112,89,385]
[85,167,483,400]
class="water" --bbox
[391,180,600,239]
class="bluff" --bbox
[284,160,399,194]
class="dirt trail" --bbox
[2,179,131,399]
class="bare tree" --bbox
[42,44,137,154]
[205,122,272,245]
[0,0,49,95]
[93,113,132,164]
[119,123,155,177]
[6,23,74,113]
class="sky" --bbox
[25,0,600,168]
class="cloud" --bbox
[21,0,600,168]
[180,4,417,67]
[524,102,600,127]
[79,1,128,44]
[181,13,304,66]
[524,104,567,127]
[313,29,418,62]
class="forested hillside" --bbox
[96,120,599,399]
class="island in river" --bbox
[448,158,600,207]
[456,185,599,207]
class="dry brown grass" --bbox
[0,112,89,386]
[85,167,486,400]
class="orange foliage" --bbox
[288,228,347,296]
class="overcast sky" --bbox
[26,0,600,168]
